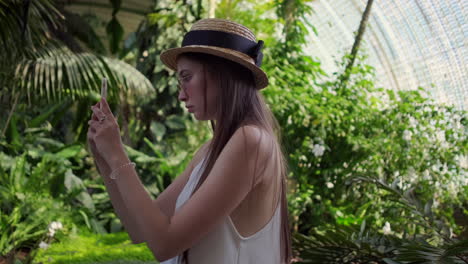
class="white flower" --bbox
[408,116,418,127]
[47,229,55,237]
[441,163,449,175]
[312,144,325,157]
[455,155,468,169]
[407,167,417,183]
[49,221,63,231]
[402,130,412,141]
[326,182,334,189]
[448,182,457,193]
[440,141,450,149]
[423,170,431,180]
[397,180,403,189]
[382,222,392,235]
[47,221,63,237]
[39,241,50,249]
[436,131,445,142]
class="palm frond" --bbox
[0,0,63,61]
[293,224,399,263]
[395,239,468,263]
[13,45,153,104]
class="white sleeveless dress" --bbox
[160,156,282,264]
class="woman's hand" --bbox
[87,98,128,169]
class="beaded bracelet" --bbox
[109,162,136,180]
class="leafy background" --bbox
[0,0,466,263]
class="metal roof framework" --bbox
[305,0,467,110]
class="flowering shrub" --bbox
[38,221,64,249]
[264,51,467,238]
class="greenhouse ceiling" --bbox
[305,0,466,110]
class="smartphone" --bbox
[100,78,107,110]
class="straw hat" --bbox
[160,18,268,89]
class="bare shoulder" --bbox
[234,125,274,153]
[229,125,275,183]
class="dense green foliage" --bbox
[0,0,466,263]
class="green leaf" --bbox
[6,114,21,147]
[55,144,82,159]
[78,191,95,211]
[165,115,186,130]
[78,209,91,230]
[64,169,84,191]
[11,154,27,191]
[89,218,107,234]
[383,258,402,264]
[150,121,166,142]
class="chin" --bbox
[194,113,213,121]
[193,113,204,121]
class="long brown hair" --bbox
[179,52,292,264]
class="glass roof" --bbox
[305,0,467,110]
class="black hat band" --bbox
[181,30,264,67]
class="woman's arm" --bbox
[153,140,211,218]
[87,99,206,244]
[94,140,211,244]
[92,149,146,243]
[107,126,267,261]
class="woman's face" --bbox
[176,56,218,121]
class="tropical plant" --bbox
[0,148,74,263]
[0,0,154,155]
[293,176,468,263]
[0,102,109,261]
[0,0,152,104]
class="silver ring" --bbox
[99,115,107,123]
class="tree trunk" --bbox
[340,0,375,87]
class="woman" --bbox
[87,18,292,263]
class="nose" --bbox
[178,87,187,101]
